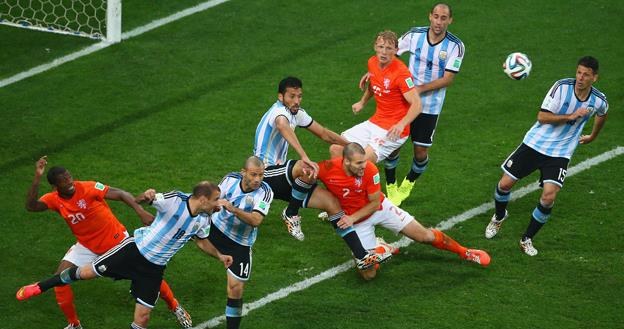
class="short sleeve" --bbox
[88,181,109,200]
[445,40,465,73]
[541,81,562,113]
[296,109,313,128]
[39,192,57,211]
[365,162,382,195]
[152,191,177,213]
[195,216,211,239]
[253,184,273,216]
[397,32,411,56]
[396,68,416,94]
[595,93,609,117]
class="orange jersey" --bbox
[317,157,384,222]
[39,181,127,254]
[367,56,415,137]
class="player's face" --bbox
[344,153,367,177]
[55,171,75,197]
[242,165,264,192]
[575,65,597,91]
[428,5,452,36]
[202,190,221,215]
[278,87,303,114]
[374,37,398,67]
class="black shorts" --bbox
[264,160,317,206]
[410,113,439,147]
[502,143,570,187]
[93,237,165,308]
[208,225,252,281]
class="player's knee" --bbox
[414,146,428,160]
[133,308,151,327]
[540,194,556,207]
[227,281,244,299]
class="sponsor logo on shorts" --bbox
[506,159,513,168]
[98,265,107,273]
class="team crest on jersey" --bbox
[77,199,87,209]
[245,195,254,205]
[354,177,362,188]
[192,223,200,232]
[405,77,415,88]
[439,50,447,60]
[506,159,513,168]
[373,173,380,185]
[94,182,105,191]
[383,78,391,90]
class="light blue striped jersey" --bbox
[254,100,313,166]
[134,191,211,266]
[398,27,464,115]
[523,78,608,159]
[211,173,273,246]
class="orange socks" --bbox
[159,280,179,311]
[54,285,79,326]
[431,229,468,257]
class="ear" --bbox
[592,74,598,83]
[278,93,284,102]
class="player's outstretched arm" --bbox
[195,238,233,268]
[307,122,349,146]
[107,187,155,225]
[25,156,49,212]
[275,116,319,177]
[352,84,373,114]
[580,113,608,144]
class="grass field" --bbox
[1,1,623,328]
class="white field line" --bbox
[194,145,624,329]
[0,0,230,88]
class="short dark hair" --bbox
[343,142,366,160]
[578,56,599,74]
[278,77,303,94]
[192,181,220,198]
[47,166,67,185]
[431,2,452,18]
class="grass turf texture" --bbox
[1,0,622,328]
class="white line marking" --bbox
[0,0,230,88]
[194,146,624,328]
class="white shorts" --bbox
[342,121,408,162]
[62,242,100,266]
[352,198,413,250]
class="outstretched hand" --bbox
[301,158,319,179]
[35,156,47,177]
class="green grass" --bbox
[1,0,623,328]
